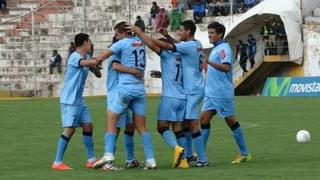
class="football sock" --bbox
[192,131,208,162]
[82,131,95,161]
[175,131,187,158]
[54,134,70,164]
[104,132,117,154]
[141,132,154,160]
[161,130,178,149]
[231,122,249,156]
[201,123,211,150]
[124,131,135,161]
[184,130,193,157]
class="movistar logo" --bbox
[263,77,292,96]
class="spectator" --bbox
[49,50,62,74]
[172,0,179,9]
[0,0,7,14]
[178,0,187,15]
[247,34,256,68]
[207,0,214,16]
[169,7,184,31]
[155,7,170,32]
[273,21,286,55]
[236,40,248,75]
[193,0,206,24]
[268,17,276,54]
[149,1,160,28]
[135,15,146,32]
[244,0,257,10]
[260,20,273,55]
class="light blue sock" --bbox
[177,136,187,158]
[54,134,70,164]
[201,124,211,150]
[192,132,207,162]
[184,131,193,157]
[233,127,249,156]
[162,130,178,149]
[104,132,117,154]
[124,131,135,161]
[141,132,154,159]
[82,131,95,160]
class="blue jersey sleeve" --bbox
[68,53,83,67]
[220,45,232,64]
[109,40,123,58]
[174,41,190,55]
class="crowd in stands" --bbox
[260,17,287,56]
[143,0,262,32]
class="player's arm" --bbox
[79,59,99,67]
[112,61,143,79]
[127,25,162,54]
[206,60,230,72]
[95,49,114,64]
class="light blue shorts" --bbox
[107,90,133,128]
[108,85,146,116]
[185,92,204,120]
[157,96,186,122]
[202,97,235,118]
[60,102,91,128]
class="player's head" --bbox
[178,20,196,41]
[74,33,91,52]
[114,21,132,40]
[207,21,225,44]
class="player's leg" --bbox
[185,94,208,167]
[79,102,96,168]
[219,98,251,163]
[52,104,78,170]
[200,96,217,150]
[182,124,195,162]
[122,111,143,169]
[172,122,189,168]
[225,115,251,164]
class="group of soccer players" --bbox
[51,19,252,171]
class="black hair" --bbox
[180,20,196,36]
[74,33,89,48]
[207,21,226,38]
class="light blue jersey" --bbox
[173,40,204,94]
[109,36,146,86]
[206,40,233,98]
[159,49,185,99]
[60,51,89,105]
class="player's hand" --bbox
[125,24,142,34]
[89,66,102,78]
[133,68,144,79]
[203,54,209,64]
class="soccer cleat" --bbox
[194,160,209,167]
[177,158,189,169]
[102,162,123,171]
[187,154,198,166]
[125,159,144,169]
[86,159,98,168]
[172,145,184,168]
[93,155,115,169]
[143,159,157,170]
[51,162,73,170]
[231,154,252,164]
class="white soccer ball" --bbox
[296,130,311,143]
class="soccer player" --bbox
[130,20,208,167]
[128,25,189,168]
[51,33,100,170]
[200,21,252,164]
[105,36,144,169]
[93,22,156,170]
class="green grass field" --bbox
[0,96,319,180]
